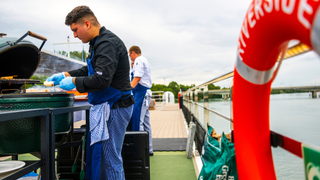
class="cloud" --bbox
[1,0,319,88]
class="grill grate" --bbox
[0,79,41,94]
[0,79,40,84]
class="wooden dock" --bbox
[74,103,189,151]
[150,103,188,139]
[150,103,188,151]
[150,103,200,176]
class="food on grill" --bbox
[44,81,54,87]
[26,89,50,93]
[0,75,18,79]
[0,76,13,79]
[26,89,38,93]
[39,89,50,92]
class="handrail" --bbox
[184,99,232,122]
[152,91,164,93]
[183,43,310,94]
[0,109,50,122]
[182,98,304,159]
[185,71,234,93]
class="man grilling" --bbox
[46,5,134,180]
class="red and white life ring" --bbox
[233,0,320,179]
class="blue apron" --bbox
[86,41,130,106]
[128,72,149,131]
[85,38,131,179]
[130,71,134,81]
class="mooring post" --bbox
[312,91,317,98]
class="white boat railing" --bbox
[181,42,311,132]
[151,91,164,102]
[182,43,310,95]
[180,42,312,168]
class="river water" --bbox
[195,92,320,180]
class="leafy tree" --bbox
[25,75,50,89]
[179,84,195,91]
[168,81,179,98]
[150,83,166,91]
[57,50,88,62]
[270,89,304,94]
[151,82,196,102]
[208,84,220,90]
[58,50,68,56]
[164,88,173,92]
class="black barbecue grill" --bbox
[0,31,46,94]
[0,32,75,154]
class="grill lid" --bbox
[0,31,47,93]
[0,37,40,79]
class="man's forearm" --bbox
[131,77,141,88]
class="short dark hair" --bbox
[129,45,141,55]
[65,6,99,26]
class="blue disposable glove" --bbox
[46,73,65,85]
[59,77,76,91]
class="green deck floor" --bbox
[150,151,197,180]
[4,151,198,180]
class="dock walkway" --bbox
[151,103,188,138]
[149,103,198,179]
[150,103,188,151]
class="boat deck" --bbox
[74,103,189,139]
[1,103,199,179]
[149,103,189,152]
[150,103,188,138]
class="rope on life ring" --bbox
[233,0,320,179]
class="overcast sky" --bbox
[1,0,320,88]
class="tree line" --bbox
[150,81,228,102]
[57,50,89,62]
[271,89,306,94]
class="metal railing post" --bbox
[187,90,191,111]
[182,94,185,108]
[185,90,189,111]
[194,89,199,120]
[229,79,234,142]
[186,91,191,123]
[230,79,234,131]
[203,85,209,130]
[190,91,194,115]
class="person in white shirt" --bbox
[128,45,153,155]
[140,89,153,155]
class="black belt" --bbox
[111,94,135,109]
